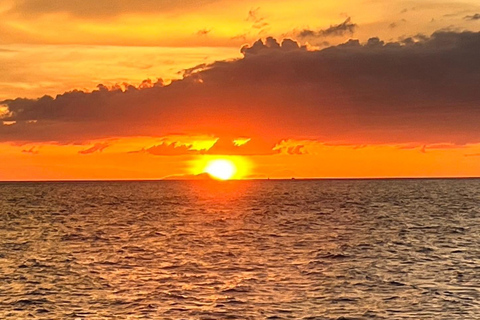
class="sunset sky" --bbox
[1,0,480,180]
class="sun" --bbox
[191,156,250,180]
[204,159,237,180]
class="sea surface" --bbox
[0,179,479,319]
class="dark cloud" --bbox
[400,7,416,14]
[297,17,357,38]
[79,142,109,154]
[196,29,211,36]
[241,37,304,55]
[389,22,398,29]
[247,7,269,31]
[419,143,467,153]
[1,31,480,145]
[247,8,261,22]
[21,146,39,154]
[389,19,407,29]
[464,14,480,21]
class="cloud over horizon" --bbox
[297,17,357,39]
[132,137,277,156]
[1,30,480,146]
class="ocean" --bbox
[0,179,479,319]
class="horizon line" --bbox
[0,176,479,183]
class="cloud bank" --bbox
[1,31,480,145]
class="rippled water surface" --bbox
[0,179,479,319]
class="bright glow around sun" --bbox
[205,159,237,180]
[191,156,251,180]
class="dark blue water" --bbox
[0,179,479,319]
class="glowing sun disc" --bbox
[205,159,237,180]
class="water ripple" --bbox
[0,179,479,319]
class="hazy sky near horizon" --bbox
[0,0,479,180]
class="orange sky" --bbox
[0,0,479,180]
[1,139,480,180]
